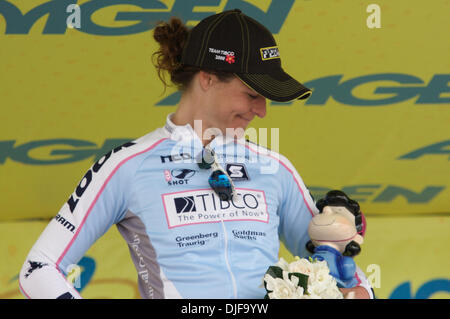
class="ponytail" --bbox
[152,17,190,90]
[152,17,234,92]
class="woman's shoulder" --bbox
[240,139,296,173]
[96,127,170,175]
[133,127,171,149]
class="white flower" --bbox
[297,257,343,299]
[308,260,332,284]
[311,259,330,274]
[306,264,344,299]
[288,257,313,275]
[264,271,305,299]
[275,257,290,272]
[263,257,344,299]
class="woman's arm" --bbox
[19,142,137,298]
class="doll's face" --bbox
[308,205,364,253]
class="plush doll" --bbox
[306,190,366,288]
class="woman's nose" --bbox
[252,97,267,118]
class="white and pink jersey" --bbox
[19,114,373,299]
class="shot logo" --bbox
[162,189,269,228]
[260,46,280,61]
[174,196,196,213]
[165,169,197,186]
[171,169,196,179]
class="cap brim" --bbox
[236,70,311,102]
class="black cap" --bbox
[181,9,311,102]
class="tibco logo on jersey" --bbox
[162,189,268,228]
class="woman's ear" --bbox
[197,71,214,92]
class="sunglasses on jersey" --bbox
[197,146,236,201]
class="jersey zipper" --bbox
[220,218,238,298]
[207,145,238,298]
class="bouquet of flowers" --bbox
[263,257,351,299]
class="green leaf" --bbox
[289,272,309,290]
[264,266,283,292]
[266,266,283,279]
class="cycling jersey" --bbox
[19,114,373,299]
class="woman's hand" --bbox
[339,286,370,299]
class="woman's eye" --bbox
[248,93,258,99]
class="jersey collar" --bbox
[163,113,246,148]
[164,113,198,143]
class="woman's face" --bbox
[201,74,267,136]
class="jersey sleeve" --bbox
[276,155,319,258]
[355,265,375,299]
[19,142,137,299]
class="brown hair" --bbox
[152,17,234,92]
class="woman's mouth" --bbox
[237,115,253,122]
